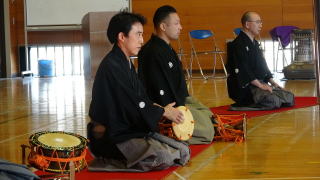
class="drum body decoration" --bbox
[159,106,195,141]
[28,131,88,173]
[214,114,247,143]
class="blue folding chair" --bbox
[233,27,242,37]
[189,30,227,79]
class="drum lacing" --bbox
[213,114,246,143]
[29,145,87,172]
[159,122,175,139]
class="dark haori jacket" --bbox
[226,31,273,105]
[138,34,189,107]
[88,45,164,158]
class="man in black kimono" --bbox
[87,12,190,172]
[138,5,215,145]
[226,11,294,110]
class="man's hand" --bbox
[260,83,273,93]
[271,83,283,89]
[163,102,184,124]
[251,79,272,93]
[269,78,283,89]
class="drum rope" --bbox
[213,114,246,143]
[29,145,87,172]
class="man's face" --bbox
[246,13,262,36]
[123,22,144,56]
[163,13,182,40]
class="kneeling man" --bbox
[138,5,215,145]
[87,12,190,172]
[226,11,294,110]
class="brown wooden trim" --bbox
[27,30,84,45]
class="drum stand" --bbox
[20,144,75,180]
[21,144,29,165]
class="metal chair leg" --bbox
[220,54,228,77]
[194,51,208,80]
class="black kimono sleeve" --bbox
[138,51,180,106]
[233,41,257,87]
[138,35,189,107]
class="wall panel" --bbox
[132,0,314,70]
[282,0,314,28]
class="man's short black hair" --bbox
[107,11,146,44]
[153,5,177,29]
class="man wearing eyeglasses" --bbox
[226,11,294,110]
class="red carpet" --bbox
[34,97,317,179]
[210,96,318,118]
[35,143,212,180]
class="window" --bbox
[29,44,84,76]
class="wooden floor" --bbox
[1,74,320,179]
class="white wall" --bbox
[26,0,129,26]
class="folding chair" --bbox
[233,27,242,37]
[177,37,191,79]
[270,26,298,72]
[189,30,227,80]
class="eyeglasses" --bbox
[248,20,263,24]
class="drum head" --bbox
[38,133,81,148]
[172,106,195,141]
[29,131,87,151]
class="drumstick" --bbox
[153,103,163,108]
[153,103,188,112]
